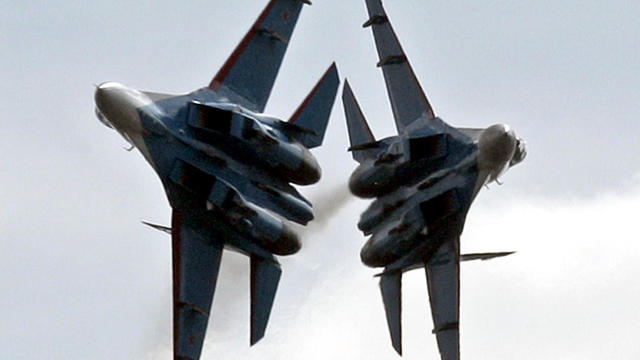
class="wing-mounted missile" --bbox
[284,63,340,149]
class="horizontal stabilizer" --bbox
[380,272,402,355]
[209,0,309,112]
[343,80,378,162]
[250,255,282,345]
[461,251,516,262]
[287,63,340,149]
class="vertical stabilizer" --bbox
[343,80,378,162]
[287,63,340,149]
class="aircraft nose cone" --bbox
[93,82,147,137]
[94,82,124,119]
[512,137,527,165]
[95,82,120,102]
[479,125,516,158]
[478,124,518,182]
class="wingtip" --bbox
[392,341,403,356]
[249,257,282,347]
[249,332,265,347]
[380,273,402,357]
[343,77,351,89]
[342,78,354,101]
[326,61,340,82]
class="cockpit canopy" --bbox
[510,137,527,167]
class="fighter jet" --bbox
[94,1,338,359]
[343,0,526,358]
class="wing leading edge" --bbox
[209,0,310,113]
[364,0,436,134]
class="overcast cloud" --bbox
[1,0,639,359]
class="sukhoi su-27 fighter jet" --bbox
[94,0,338,359]
[343,0,526,358]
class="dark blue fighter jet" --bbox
[343,0,526,358]
[94,1,338,359]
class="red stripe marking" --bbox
[171,210,182,357]
[209,0,279,90]
[372,2,435,120]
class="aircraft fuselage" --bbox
[94,82,321,256]
[350,120,525,269]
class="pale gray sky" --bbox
[1,0,639,359]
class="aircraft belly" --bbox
[128,131,158,172]
[361,220,424,267]
[139,119,313,223]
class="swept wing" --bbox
[363,0,436,134]
[209,0,310,112]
